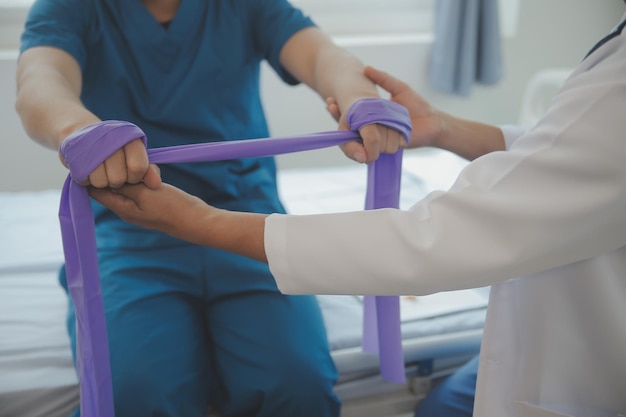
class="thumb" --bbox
[143,164,162,189]
[364,66,407,97]
[88,187,128,210]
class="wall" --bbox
[268,0,624,169]
[0,0,623,191]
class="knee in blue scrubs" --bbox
[200,248,340,417]
[60,243,340,417]
[60,245,213,417]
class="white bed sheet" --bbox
[0,190,74,394]
[0,149,486,416]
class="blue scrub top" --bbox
[21,0,316,244]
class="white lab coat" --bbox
[264,14,626,417]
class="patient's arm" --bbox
[16,46,159,189]
[279,27,407,164]
[89,184,268,263]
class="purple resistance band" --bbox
[59,98,411,417]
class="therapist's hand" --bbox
[366,66,507,160]
[328,66,443,150]
[89,181,205,236]
[89,181,269,263]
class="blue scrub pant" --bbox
[60,242,340,417]
[413,355,478,417]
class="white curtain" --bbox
[430,0,503,96]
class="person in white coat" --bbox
[90,11,626,417]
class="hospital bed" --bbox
[0,149,488,417]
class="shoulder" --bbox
[24,0,97,37]
[26,0,96,21]
[21,0,97,68]
[227,0,310,22]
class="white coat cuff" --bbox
[264,213,296,294]
[499,124,527,150]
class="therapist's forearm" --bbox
[181,208,269,264]
[89,172,269,262]
[434,113,506,161]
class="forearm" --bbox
[434,112,506,160]
[173,206,269,263]
[15,47,99,151]
[310,46,379,110]
[281,28,379,111]
[92,182,270,263]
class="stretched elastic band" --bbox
[59,98,411,417]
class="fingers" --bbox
[340,141,367,164]
[364,66,408,97]
[104,183,145,202]
[359,124,406,163]
[86,148,127,188]
[86,163,111,188]
[84,138,152,188]
[360,124,384,163]
[124,139,150,184]
[104,148,128,188]
[88,186,133,212]
[143,164,162,189]
[89,182,148,214]
[325,97,341,122]
[341,124,406,164]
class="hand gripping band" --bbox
[59,98,411,417]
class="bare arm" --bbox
[279,27,407,164]
[435,114,506,161]
[15,46,160,188]
[16,46,99,150]
[89,183,269,263]
[280,28,377,116]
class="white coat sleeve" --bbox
[265,36,626,296]
[499,124,527,149]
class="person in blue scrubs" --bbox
[15,1,406,416]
